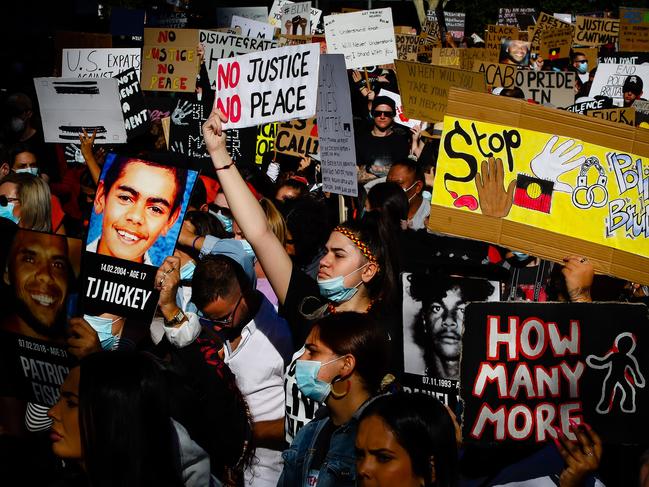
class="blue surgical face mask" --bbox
[83,314,122,350]
[577,62,588,74]
[317,264,368,303]
[15,167,39,176]
[214,211,233,233]
[511,251,530,261]
[422,190,432,201]
[239,239,255,259]
[295,356,345,403]
[0,202,19,224]
[180,260,196,281]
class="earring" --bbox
[329,379,350,399]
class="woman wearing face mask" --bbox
[47,352,221,487]
[356,392,459,487]
[0,172,52,231]
[278,312,390,487]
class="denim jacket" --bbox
[278,397,378,487]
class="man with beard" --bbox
[410,275,495,380]
[1,229,71,342]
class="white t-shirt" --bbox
[284,347,321,444]
[408,197,431,230]
[224,295,293,487]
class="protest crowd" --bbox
[2,1,649,487]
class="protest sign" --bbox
[634,99,649,127]
[396,33,421,61]
[231,15,276,39]
[81,154,197,321]
[324,8,397,70]
[269,0,323,34]
[474,61,577,107]
[589,62,649,107]
[417,19,442,63]
[461,302,649,445]
[459,48,486,71]
[168,96,209,159]
[0,229,80,408]
[34,78,127,144]
[199,30,277,89]
[395,61,486,123]
[380,89,421,129]
[599,51,649,64]
[62,48,141,79]
[486,25,518,62]
[498,8,537,28]
[427,10,465,40]
[620,8,649,52]
[587,107,636,126]
[539,26,573,60]
[281,1,311,35]
[574,16,620,47]
[529,12,573,55]
[498,39,531,67]
[564,98,612,114]
[275,117,318,157]
[213,43,319,129]
[224,127,259,168]
[317,54,357,197]
[428,88,649,285]
[117,68,150,139]
[431,48,460,68]
[554,13,573,24]
[141,28,198,92]
[146,11,189,29]
[54,31,113,75]
[216,7,269,28]
[256,123,277,164]
[402,272,499,409]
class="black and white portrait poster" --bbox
[402,272,500,409]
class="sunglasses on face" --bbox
[373,110,394,118]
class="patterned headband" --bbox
[334,226,377,264]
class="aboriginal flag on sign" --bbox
[514,174,553,213]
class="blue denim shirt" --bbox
[278,397,379,487]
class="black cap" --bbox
[371,96,396,113]
[623,75,643,95]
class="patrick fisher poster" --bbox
[81,154,197,321]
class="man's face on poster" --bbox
[507,40,529,64]
[425,286,466,362]
[94,161,181,263]
[5,231,69,328]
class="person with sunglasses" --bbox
[355,96,411,180]
[156,246,293,487]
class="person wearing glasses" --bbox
[155,245,293,487]
[355,96,411,180]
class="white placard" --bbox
[214,43,320,129]
[317,54,358,197]
[281,1,311,35]
[379,89,422,129]
[269,0,322,32]
[589,62,649,107]
[62,48,141,79]
[216,7,269,27]
[34,78,127,144]
[199,30,277,89]
[324,8,397,69]
[230,15,276,39]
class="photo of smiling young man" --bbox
[86,155,194,267]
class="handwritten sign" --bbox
[275,117,318,157]
[485,25,518,62]
[620,8,649,52]
[589,63,649,107]
[62,48,141,79]
[396,33,421,61]
[230,15,276,39]
[281,1,311,35]
[587,107,636,126]
[574,16,620,47]
[141,28,198,92]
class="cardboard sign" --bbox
[486,25,519,62]
[82,154,197,321]
[216,7,269,28]
[620,8,649,52]
[324,8,397,70]
[256,123,277,164]
[62,48,141,79]
[428,10,465,40]
[281,1,311,35]
[461,302,649,445]
[199,30,277,89]
[473,62,577,107]
[428,88,649,285]
[275,117,318,157]
[34,78,127,144]
[587,107,636,126]
[269,0,323,34]
[564,98,612,114]
[589,63,649,107]
[0,229,80,407]
[432,48,461,68]
[380,89,422,129]
[395,61,486,123]
[402,272,499,410]
[117,68,150,139]
[498,8,537,27]
[530,12,573,54]
[231,15,276,39]
[317,54,357,197]
[539,26,573,60]
[574,16,620,46]
[141,28,199,92]
[634,99,649,127]
[459,48,486,71]
[396,33,421,61]
[213,43,320,129]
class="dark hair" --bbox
[191,254,250,310]
[185,210,227,239]
[275,177,308,201]
[499,87,525,99]
[281,194,333,267]
[314,312,389,394]
[360,392,459,487]
[367,181,409,227]
[9,141,38,168]
[102,156,188,215]
[79,352,184,487]
[571,51,586,62]
[390,158,425,185]
[371,96,396,113]
[337,211,400,305]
